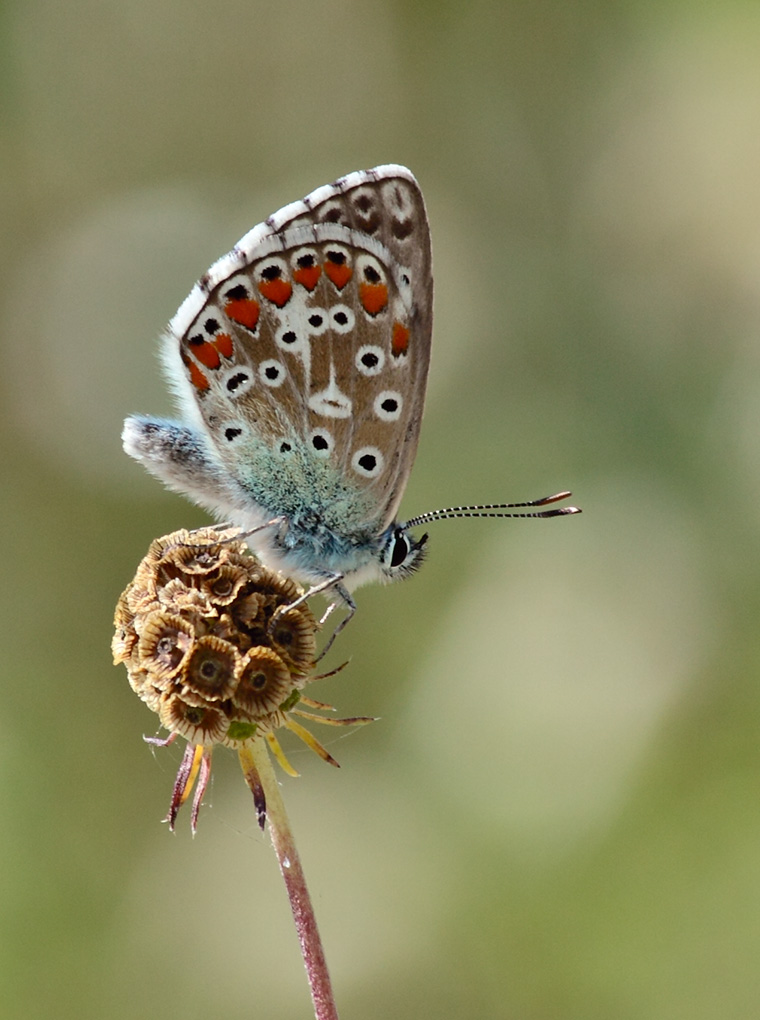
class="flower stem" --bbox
[240,741,339,1020]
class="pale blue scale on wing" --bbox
[234,437,375,527]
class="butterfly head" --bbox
[378,524,429,581]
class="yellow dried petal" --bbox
[137,682,163,713]
[126,584,161,615]
[113,589,133,627]
[250,571,302,603]
[145,531,191,562]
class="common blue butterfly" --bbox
[123,166,579,639]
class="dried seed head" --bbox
[113,528,319,747]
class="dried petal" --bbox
[136,682,164,713]
[114,528,329,762]
[112,525,376,831]
[254,572,302,603]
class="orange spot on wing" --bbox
[324,261,352,289]
[360,282,388,316]
[225,298,260,331]
[183,355,210,392]
[392,321,410,357]
[212,333,233,358]
[258,278,293,307]
[191,341,221,370]
[293,265,321,291]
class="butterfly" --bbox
[123,165,579,642]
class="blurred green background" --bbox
[3,2,760,1018]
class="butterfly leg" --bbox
[318,601,338,625]
[316,583,356,660]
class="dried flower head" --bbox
[113,527,373,830]
[113,526,318,742]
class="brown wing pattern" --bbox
[175,168,433,531]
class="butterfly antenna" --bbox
[402,491,581,528]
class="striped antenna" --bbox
[402,491,581,529]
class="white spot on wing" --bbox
[374,391,402,421]
[351,446,384,478]
[329,305,355,334]
[356,345,385,376]
[308,362,352,418]
[221,366,254,398]
[259,360,286,387]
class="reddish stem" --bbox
[239,742,339,1020]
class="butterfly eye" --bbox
[390,531,410,568]
[381,528,428,579]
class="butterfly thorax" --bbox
[264,510,388,586]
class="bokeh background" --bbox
[3,3,760,1018]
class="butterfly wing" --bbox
[162,166,433,542]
